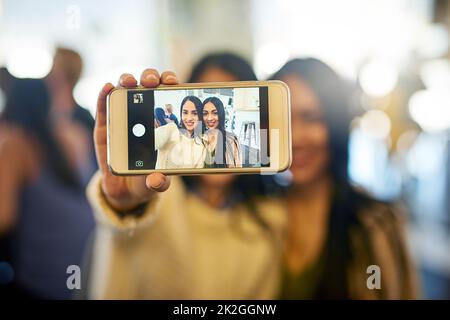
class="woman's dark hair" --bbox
[154,107,167,126]
[179,95,204,137]
[271,58,371,299]
[202,96,227,167]
[189,52,257,83]
[1,78,79,189]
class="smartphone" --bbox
[107,80,291,175]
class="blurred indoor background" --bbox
[0,0,449,299]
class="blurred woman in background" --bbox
[86,54,284,299]
[202,96,242,168]
[154,107,170,127]
[0,79,95,299]
[164,103,179,126]
[271,58,419,299]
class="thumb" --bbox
[146,173,171,192]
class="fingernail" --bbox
[165,75,177,82]
[151,176,165,189]
[146,74,158,82]
[124,76,135,83]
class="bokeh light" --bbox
[409,89,450,133]
[5,41,53,79]
[360,109,392,140]
[420,59,450,90]
[359,59,399,97]
[254,43,289,78]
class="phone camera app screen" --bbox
[127,87,269,170]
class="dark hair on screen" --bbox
[184,52,276,232]
[271,58,374,299]
[202,96,227,168]
[1,78,80,189]
[179,95,204,137]
[154,107,167,126]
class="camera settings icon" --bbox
[135,160,144,167]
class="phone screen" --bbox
[127,86,270,170]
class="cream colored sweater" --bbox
[86,172,286,299]
[155,123,206,169]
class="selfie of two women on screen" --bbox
[152,87,273,170]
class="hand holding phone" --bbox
[95,69,176,212]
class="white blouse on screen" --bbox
[154,122,206,169]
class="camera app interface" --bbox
[127,87,269,170]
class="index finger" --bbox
[94,82,115,176]
[95,82,115,132]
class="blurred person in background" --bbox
[164,103,179,126]
[0,79,95,299]
[86,53,285,299]
[46,47,97,182]
[0,66,16,297]
[271,58,419,299]
[154,107,170,127]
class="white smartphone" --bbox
[107,80,291,175]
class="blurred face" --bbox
[282,75,330,186]
[46,61,65,91]
[196,66,238,188]
[203,102,219,129]
[166,104,173,113]
[181,101,199,133]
